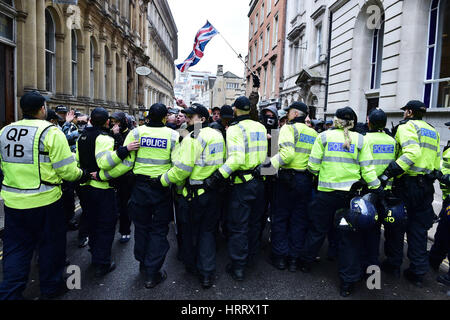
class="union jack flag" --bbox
[176,21,219,72]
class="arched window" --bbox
[71,30,77,96]
[104,46,109,100]
[45,9,56,92]
[425,0,450,108]
[90,39,95,98]
[370,17,384,90]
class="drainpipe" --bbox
[323,10,333,119]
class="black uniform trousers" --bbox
[386,175,435,276]
[128,179,172,277]
[177,189,220,277]
[271,171,312,259]
[338,223,381,283]
[62,180,76,226]
[0,199,66,300]
[227,177,265,270]
[76,184,89,240]
[301,190,351,264]
[117,184,132,235]
[429,197,450,274]
[83,186,118,266]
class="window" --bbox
[255,14,259,32]
[271,60,276,95]
[263,65,267,98]
[315,24,322,63]
[370,19,384,90]
[253,42,257,65]
[267,0,271,14]
[250,22,253,39]
[273,15,278,47]
[265,26,270,54]
[292,42,299,76]
[90,39,95,98]
[259,34,263,60]
[261,3,264,25]
[249,48,252,66]
[425,0,450,108]
[71,30,77,96]
[45,10,55,93]
[226,83,239,89]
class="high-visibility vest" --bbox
[162,126,226,196]
[218,118,268,184]
[0,119,82,209]
[395,119,440,176]
[364,131,397,189]
[125,125,180,178]
[308,129,380,192]
[441,146,450,200]
[271,121,318,170]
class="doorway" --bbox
[0,43,14,128]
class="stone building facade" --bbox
[1,0,177,123]
[280,0,330,120]
[246,0,287,110]
[327,0,450,143]
[211,65,245,108]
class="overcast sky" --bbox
[167,0,250,78]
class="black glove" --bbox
[439,173,450,186]
[378,174,390,188]
[382,161,404,180]
[204,170,226,191]
[371,184,385,202]
[78,169,91,184]
[252,74,260,88]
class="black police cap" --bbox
[46,109,63,122]
[335,107,356,121]
[212,106,221,112]
[232,96,251,111]
[287,101,308,115]
[220,105,234,119]
[401,100,427,112]
[90,107,109,126]
[148,103,168,119]
[55,105,68,113]
[182,103,210,119]
[368,108,387,129]
[445,122,450,127]
[20,91,49,113]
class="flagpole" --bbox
[216,31,256,77]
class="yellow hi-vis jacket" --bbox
[308,128,380,192]
[0,119,82,209]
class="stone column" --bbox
[82,26,92,98]
[63,24,73,96]
[115,53,121,103]
[16,11,28,95]
[98,37,106,101]
[121,51,128,104]
[111,45,117,103]
[55,33,65,95]
[23,1,37,90]
[36,0,46,91]
[77,44,85,98]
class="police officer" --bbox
[363,109,398,270]
[269,102,318,272]
[204,96,268,281]
[334,108,397,297]
[76,108,140,278]
[111,103,180,288]
[0,91,91,300]
[429,121,450,287]
[109,112,134,243]
[209,105,234,139]
[302,107,382,296]
[379,100,440,287]
[160,104,226,288]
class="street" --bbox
[1,208,448,301]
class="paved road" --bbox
[1,209,448,301]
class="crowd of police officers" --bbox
[0,73,449,300]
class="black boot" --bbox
[199,274,214,289]
[269,255,287,270]
[226,263,244,281]
[403,268,423,288]
[145,270,167,289]
[287,257,298,272]
[339,281,354,298]
[380,260,401,278]
[437,273,450,287]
